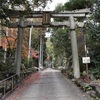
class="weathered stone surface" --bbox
[75,79,85,87]
[89,90,97,98]
[95,86,100,97]
[0,93,3,99]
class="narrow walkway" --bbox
[5,68,90,100]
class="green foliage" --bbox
[0,56,15,79]
[0,0,51,10]
[31,29,39,50]
[82,83,92,91]
[43,40,47,61]
[23,58,34,68]
[34,0,52,9]
[86,0,100,68]
[88,36,99,64]
[93,0,100,22]
[31,28,47,66]
[51,28,71,52]
[54,3,66,21]
[63,0,94,10]
[91,97,99,100]
[0,30,16,80]
[84,0,100,81]
[0,0,52,25]
[89,68,100,79]
[51,28,72,66]
[54,3,64,12]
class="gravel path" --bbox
[5,68,90,100]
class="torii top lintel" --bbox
[5,8,90,28]
[3,8,90,18]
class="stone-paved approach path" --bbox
[5,68,90,100]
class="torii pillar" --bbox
[15,17,24,76]
[69,15,80,78]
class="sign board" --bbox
[82,57,90,64]
[42,12,50,25]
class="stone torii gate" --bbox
[7,8,90,78]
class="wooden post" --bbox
[15,17,24,76]
[0,20,1,47]
[39,34,43,69]
[84,31,90,82]
[28,26,33,61]
[69,15,80,78]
